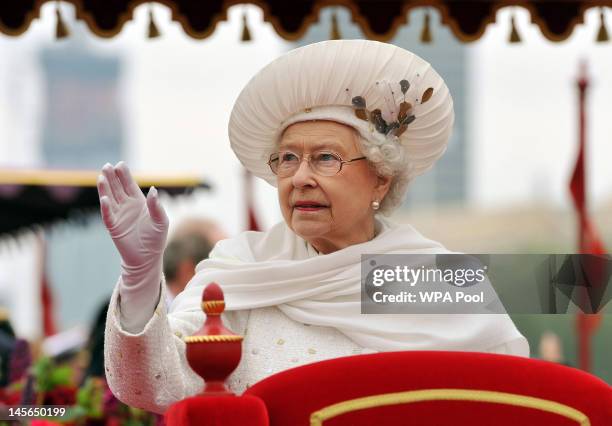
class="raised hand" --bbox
[97,162,169,274]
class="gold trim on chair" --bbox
[184,335,243,343]
[309,388,591,426]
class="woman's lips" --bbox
[293,201,328,212]
[295,206,327,212]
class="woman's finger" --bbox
[99,196,115,229]
[97,174,117,212]
[102,163,127,204]
[146,187,168,228]
[114,161,141,198]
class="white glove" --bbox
[97,161,169,333]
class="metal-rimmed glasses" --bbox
[267,150,367,177]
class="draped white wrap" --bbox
[171,217,528,354]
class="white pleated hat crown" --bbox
[228,39,454,186]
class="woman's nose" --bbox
[291,158,317,188]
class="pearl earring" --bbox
[371,200,380,210]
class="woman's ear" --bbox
[375,174,393,201]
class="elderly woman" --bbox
[98,40,528,414]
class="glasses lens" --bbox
[312,152,341,176]
[276,151,300,177]
[270,151,343,176]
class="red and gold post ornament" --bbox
[184,282,243,395]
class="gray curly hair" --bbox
[354,130,415,215]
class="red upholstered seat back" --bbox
[244,351,612,426]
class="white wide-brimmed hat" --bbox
[228,39,454,186]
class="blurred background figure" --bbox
[0,307,16,387]
[163,218,227,304]
[538,330,569,366]
[82,300,109,381]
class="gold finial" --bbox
[241,11,252,42]
[55,1,70,40]
[509,12,521,43]
[596,8,609,42]
[420,9,432,44]
[148,4,161,39]
[330,10,341,40]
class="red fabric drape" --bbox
[37,232,56,337]
[40,270,56,337]
[571,62,605,372]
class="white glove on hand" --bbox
[97,161,169,333]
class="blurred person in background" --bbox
[538,330,571,367]
[163,218,226,304]
[0,307,15,387]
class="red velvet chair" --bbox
[165,285,611,425]
[244,351,612,426]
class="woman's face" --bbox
[277,121,391,254]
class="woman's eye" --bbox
[317,153,337,162]
[280,152,299,162]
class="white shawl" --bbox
[171,217,526,353]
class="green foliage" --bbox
[76,377,105,419]
[31,357,72,393]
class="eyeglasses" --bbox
[267,150,367,177]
